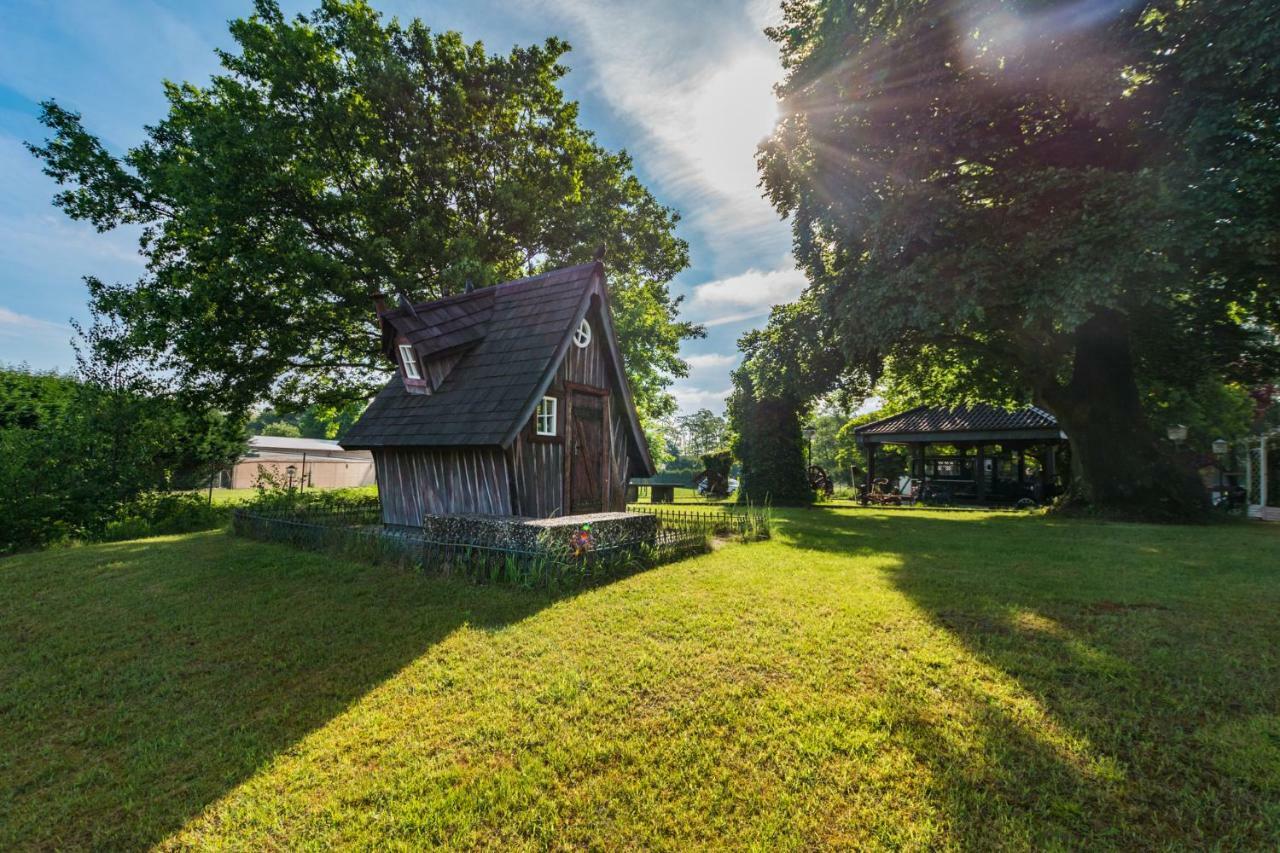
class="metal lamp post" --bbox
[286,464,298,491]
[1212,438,1229,496]
[803,424,817,468]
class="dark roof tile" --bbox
[342,262,597,448]
[855,404,1061,437]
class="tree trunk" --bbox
[1041,310,1207,522]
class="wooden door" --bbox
[569,391,605,513]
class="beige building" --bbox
[225,435,376,490]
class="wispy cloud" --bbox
[683,352,738,370]
[541,0,790,266]
[672,383,733,411]
[690,266,807,311]
[0,306,69,336]
[700,309,770,329]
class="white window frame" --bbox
[572,319,592,349]
[536,396,558,436]
[398,344,421,380]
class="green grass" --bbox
[3,509,1279,848]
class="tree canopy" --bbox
[29,0,698,427]
[746,0,1280,518]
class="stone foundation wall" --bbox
[418,511,658,553]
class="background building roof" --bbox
[245,435,372,461]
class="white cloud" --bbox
[541,0,791,261]
[672,383,733,412]
[690,266,807,311]
[683,352,738,370]
[700,309,770,329]
[0,306,70,336]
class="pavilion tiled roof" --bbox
[854,404,1062,439]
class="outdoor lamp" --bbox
[286,464,298,487]
[1212,438,1229,455]
[1166,424,1188,443]
[803,425,816,441]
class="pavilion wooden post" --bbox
[1043,445,1057,495]
[1017,447,1026,491]
[975,444,986,504]
[864,442,876,504]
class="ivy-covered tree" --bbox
[756,0,1280,519]
[729,296,863,503]
[28,0,698,433]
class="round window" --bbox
[573,319,592,348]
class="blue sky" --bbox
[0,0,806,414]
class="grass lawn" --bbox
[3,509,1279,848]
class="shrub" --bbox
[0,365,246,553]
[240,485,381,514]
[100,493,228,542]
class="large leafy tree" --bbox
[29,0,697,427]
[754,0,1280,519]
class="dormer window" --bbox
[572,319,592,348]
[398,344,421,380]
[535,396,557,436]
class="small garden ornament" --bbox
[570,522,594,558]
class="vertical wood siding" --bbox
[423,350,464,391]
[609,397,629,510]
[557,315,609,388]
[374,308,637,523]
[541,310,631,515]
[507,435,564,518]
[374,447,512,526]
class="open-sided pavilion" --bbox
[853,405,1068,505]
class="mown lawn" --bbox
[2,509,1279,849]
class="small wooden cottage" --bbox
[340,259,655,525]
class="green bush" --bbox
[239,486,381,515]
[100,493,228,542]
[0,366,246,553]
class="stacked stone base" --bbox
[417,511,658,552]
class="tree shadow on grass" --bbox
[781,509,1280,846]
[0,530,556,850]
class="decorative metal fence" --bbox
[625,504,772,542]
[231,501,763,590]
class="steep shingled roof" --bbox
[854,404,1063,439]
[340,262,653,474]
[378,287,495,362]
